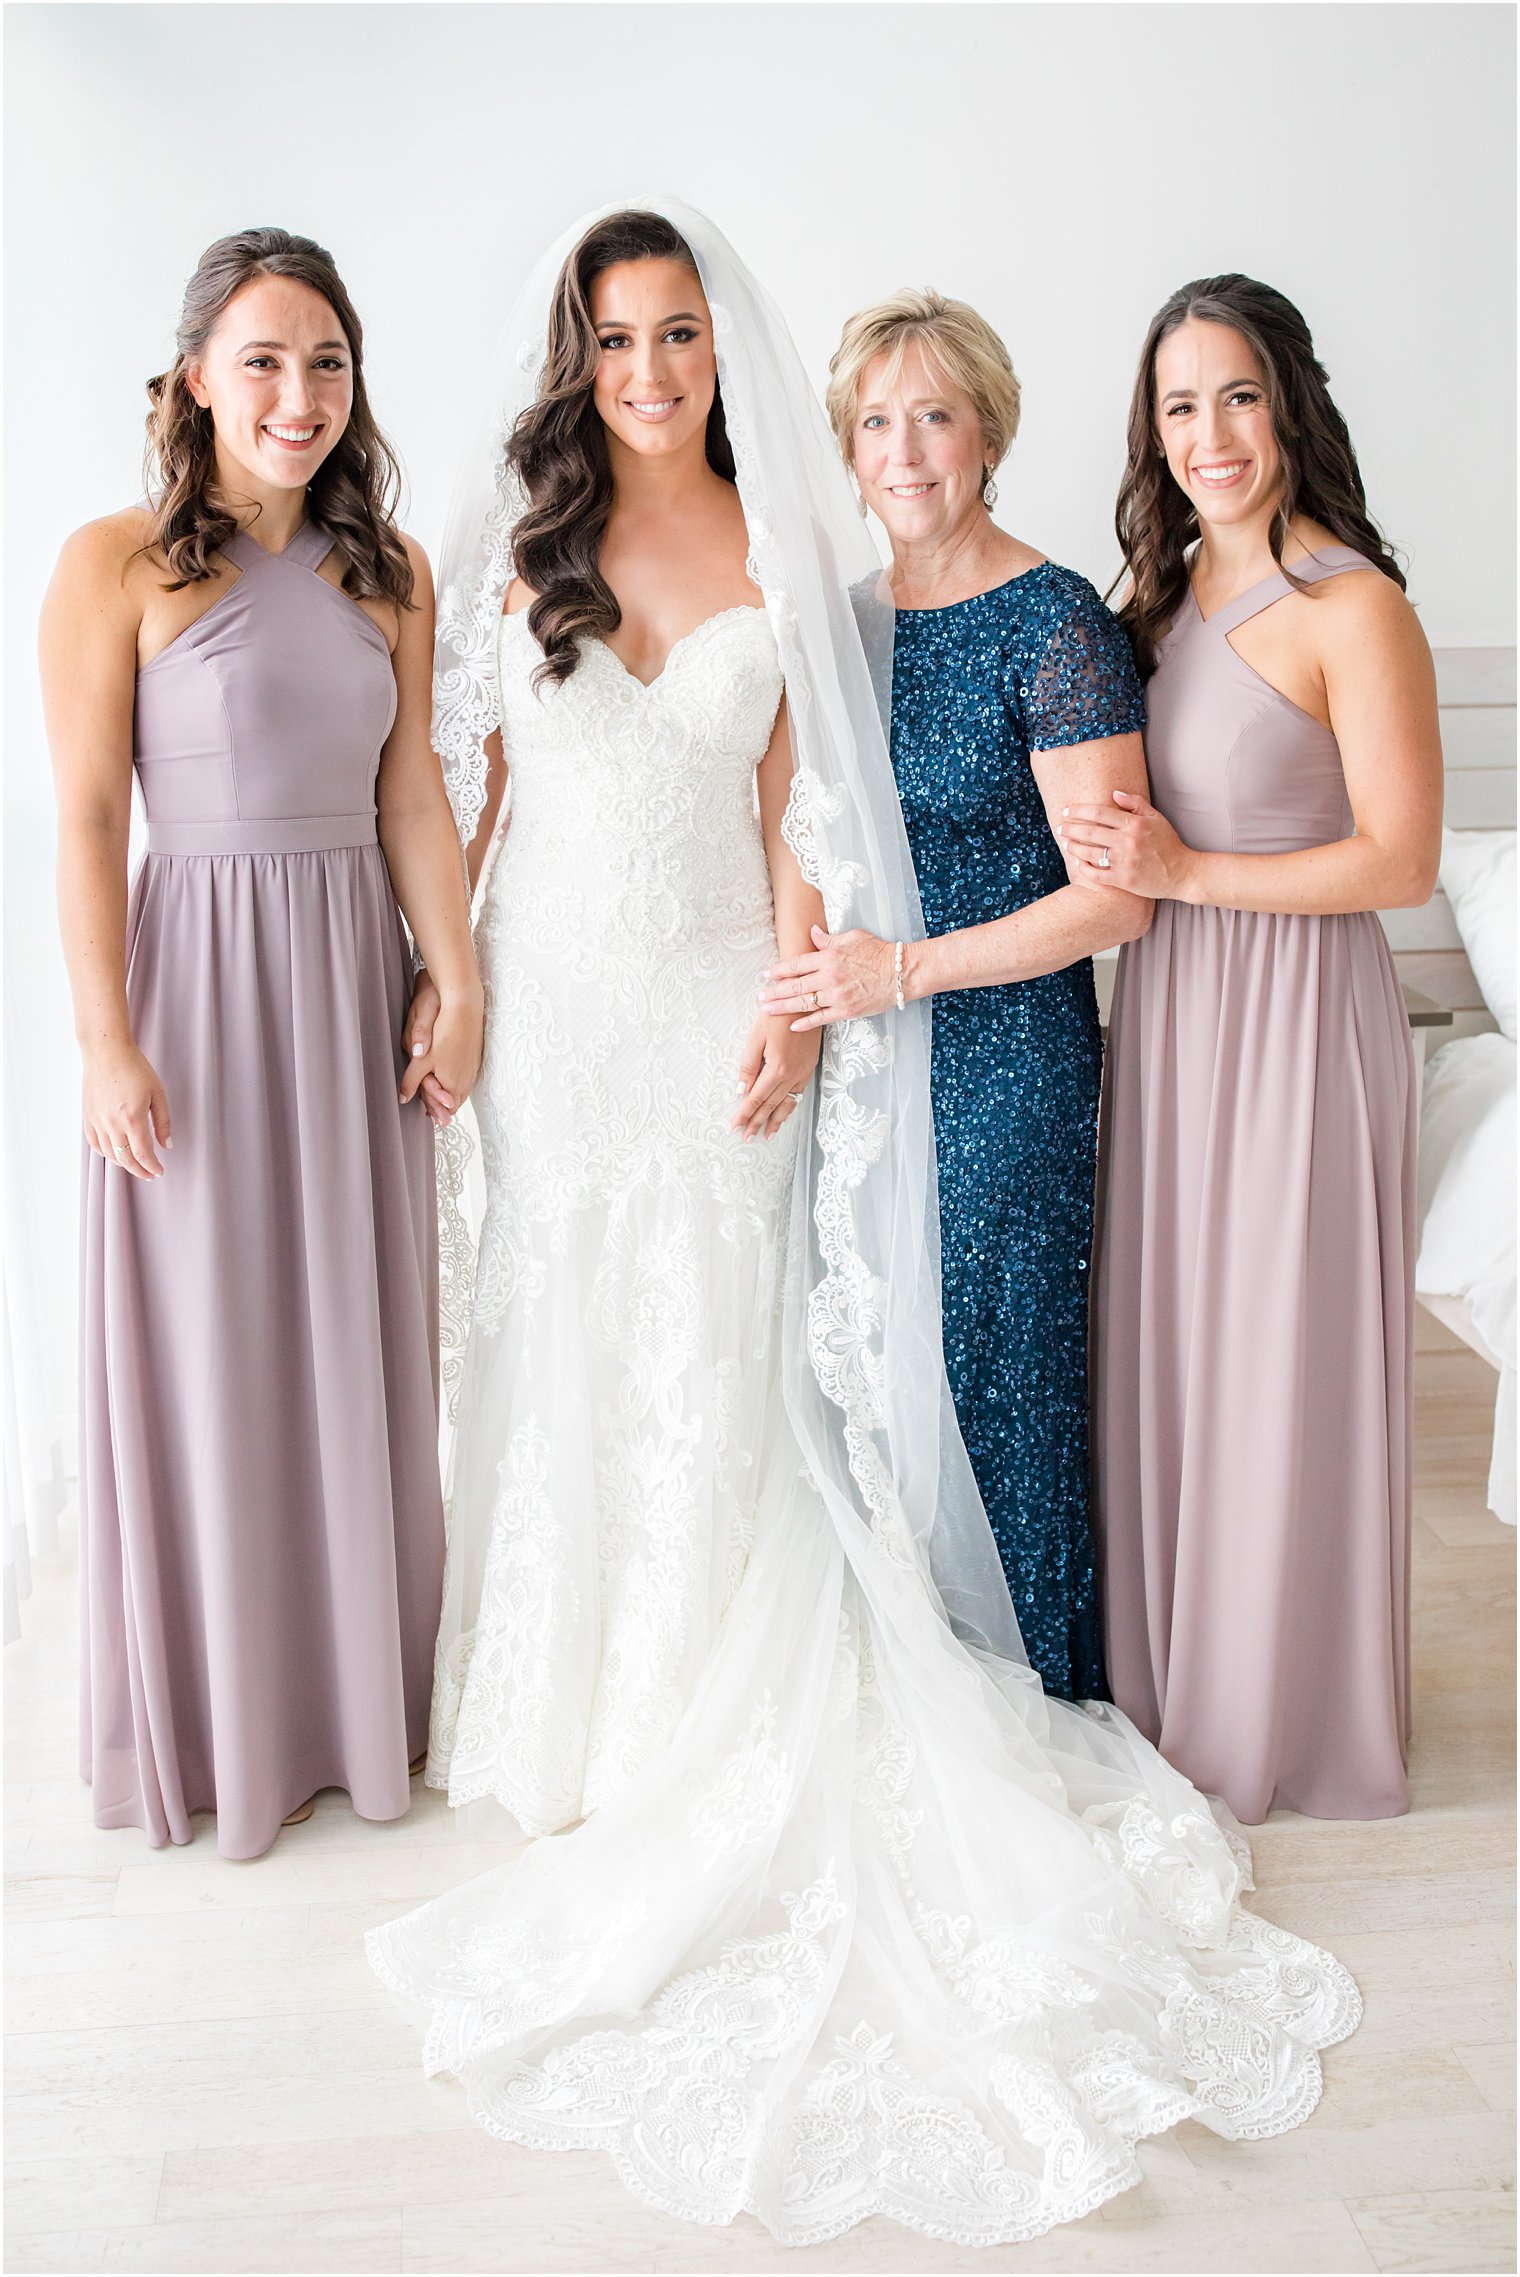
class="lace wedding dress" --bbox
[368,596,1361,2248]
[426,601,801,1830]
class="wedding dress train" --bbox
[368,596,1359,2248]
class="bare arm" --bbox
[760,729,1152,1030]
[1061,578,1443,912]
[734,697,825,1140]
[463,570,521,892]
[756,695,826,958]
[40,516,169,1179]
[466,729,509,896]
[404,592,512,1114]
[375,537,484,1112]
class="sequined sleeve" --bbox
[1018,578,1146,754]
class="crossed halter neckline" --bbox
[1186,544,1376,636]
[227,519,336,571]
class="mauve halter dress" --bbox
[1093,547,1415,1825]
[78,519,445,1859]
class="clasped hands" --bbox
[400,971,484,1130]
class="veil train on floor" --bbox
[368,197,1361,2251]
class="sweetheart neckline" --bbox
[500,603,770,693]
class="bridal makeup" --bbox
[590,255,718,464]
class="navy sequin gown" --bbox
[890,564,1146,1699]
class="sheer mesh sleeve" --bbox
[1019,579,1146,753]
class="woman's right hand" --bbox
[83,1040,171,1179]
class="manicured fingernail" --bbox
[1062,806,1070,817]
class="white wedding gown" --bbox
[370,602,1360,2249]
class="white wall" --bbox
[5,0,1516,1457]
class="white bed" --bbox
[1414,829,1516,1523]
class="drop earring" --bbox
[982,468,999,510]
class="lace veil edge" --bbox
[429,195,1028,1669]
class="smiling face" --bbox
[852,340,992,550]
[1153,317,1281,531]
[589,257,718,466]
[185,273,353,500]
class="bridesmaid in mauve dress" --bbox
[1063,276,1443,1824]
[41,229,482,1858]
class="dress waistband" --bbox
[145,813,378,857]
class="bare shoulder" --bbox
[44,510,166,645]
[52,505,157,591]
[502,575,538,618]
[1316,561,1430,658]
[397,528,433,592]
[1307,566,1436,727]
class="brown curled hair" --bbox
[507,210,735,686]
[1110,274,1403,677]
[144,227,413,605]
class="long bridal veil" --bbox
[374,197,1361,2249]
[429,193,1026,1668]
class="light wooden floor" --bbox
[6,1312,1514,2277]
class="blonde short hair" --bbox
[827,288,1022,473]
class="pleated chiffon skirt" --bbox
[79,842,445,1859]
[1093,900,1414,1824]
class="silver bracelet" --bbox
[893,940,906,1012]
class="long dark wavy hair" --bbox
[508,210,736,685]
[144,227,413,606]
[1110,274,1402,676]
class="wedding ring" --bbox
[802,991,820,1013]
[1097,847,1111,870]
[787,1089,806,1102]
[113,1145,127,1161]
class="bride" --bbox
[371,199,1360,2250]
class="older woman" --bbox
[762,291,1150,1699]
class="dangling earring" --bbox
[982,468,999,511]
[851,475,869,521]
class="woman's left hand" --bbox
[1059,789,1196,899]
[731,1013,822,1141]
[758,924,895,1032]
[401,981,484,1128]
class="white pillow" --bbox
[1439,829,1516,1041]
